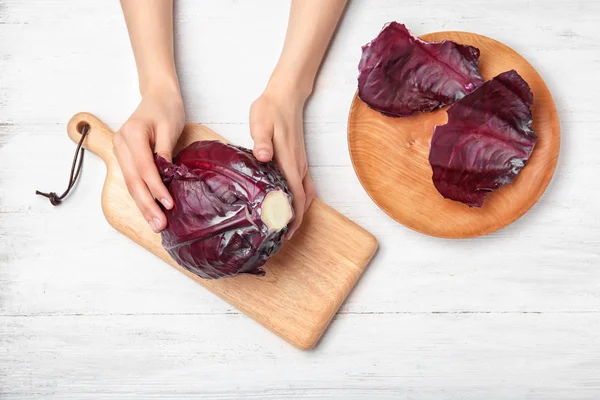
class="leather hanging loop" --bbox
[35,123,90,206]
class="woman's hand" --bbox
[250,83,315,240]
[250,0,347,238]
[119,0,183,233]
[113,87,185,233]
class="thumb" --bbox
[154,125,177,163]
[250,121,274,162]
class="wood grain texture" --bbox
[348,32,560,238]
[66,112,377,350]
[2,0,600,399]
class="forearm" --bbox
[120,0,179,96]
[269,0,348,99]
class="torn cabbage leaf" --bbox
[358,22,484,117]
[429,70,537,207]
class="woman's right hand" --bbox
[113,86,185,233]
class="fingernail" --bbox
[161,198,173,209]
[258,150,270,160]
[149,218,161,232]
[286,231,294,240]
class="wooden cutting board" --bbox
[67,112,377,350]
[348,31,560,238]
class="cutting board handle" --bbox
[67,112,115,162]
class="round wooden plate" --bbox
[348,31,560,238]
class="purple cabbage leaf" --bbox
[358,22,485,117]
[428,70,537,207]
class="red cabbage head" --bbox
[156,141,293,279]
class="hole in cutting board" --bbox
[76,121,91,135]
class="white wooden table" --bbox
[1,1,599,398]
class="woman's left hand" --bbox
[249,84,315,240]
